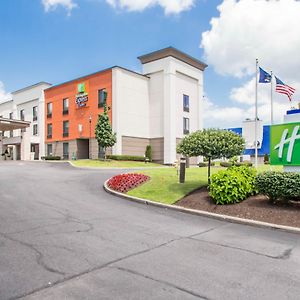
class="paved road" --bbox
[0,161,300,300]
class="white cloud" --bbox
[0,82,12,104]
[201,0,300,79]
[42,0,77,14]
[203,96,291,129]
[105,0,196,14]
[201,0,300,127]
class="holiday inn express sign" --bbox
[270,122,300,166]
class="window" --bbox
[33,106,38,121]
[63,143,69,160]
[47,123,52,138]
[47,144,53,156]
[63,98,69,115]
[47,103,52,118]
[20,109,25,121]
[183,95,189,112]
[33,124,38,136]
[63,121,69,137]
[183,117,190,135]
[98,89,107,108]
[9,113,13,137]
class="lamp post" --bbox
[89,115,92,159]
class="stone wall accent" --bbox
[122,136,150,157]
[150,138,164,163]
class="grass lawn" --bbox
[72,159,163,168]
[127,164,283,205]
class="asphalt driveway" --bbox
[0,161,299,300]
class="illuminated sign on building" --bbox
[76,83,88,108]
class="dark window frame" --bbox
[47,103,52,118]
[63,98,69,115]
[33,106,38,121]
[47,123,52,139]
[183,117,190,135]
[47,144,53,156]
[183,94,190,112]
[33,124,38,136]
[63,120,69,137]
[63,142,69,160]
[98,89,107,108]
[20,109,25,121]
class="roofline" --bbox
[0,99,13,105]
[12,82,52,95]
[138,47,208,71]
[45,66,148,92]
[0,117,30,125]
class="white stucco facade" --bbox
[0,82,51,160]
[111,48,207,164]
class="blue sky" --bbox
[1,0,299,127]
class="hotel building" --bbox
[0,82,51,160]
[44,47,207,164]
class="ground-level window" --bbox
[183,117,190,135]
[47,144,53,156]
[183,94,190,112]
[33,124,38,136]
[63,143,69,160]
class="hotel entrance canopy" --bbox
[0,117,30,132]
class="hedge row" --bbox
[41,156,61,161]
[256,172,300,204]
[106,155,146,162]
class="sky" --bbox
[0,0,300,128]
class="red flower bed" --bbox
[107,173,150,193]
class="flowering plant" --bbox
[107,173,150,193]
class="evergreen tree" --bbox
[95,104,116,159]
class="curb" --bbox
[103,179,300,235]
[68,161,169,170]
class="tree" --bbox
[95,104,117,159]
[177,129,245,185]
[145,145,152,162]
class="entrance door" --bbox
[76,139,89,159]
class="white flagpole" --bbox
[271,71,274,124]
[255,59,258,168]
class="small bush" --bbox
[106,155,145,162]
[41,156,61,161]
[256,172,300,204]
[198,161,216,167]
[107,173,150,193]
[235,161,253,167]
[145,145,152,162]
[220,161,232,168]
[210,166,257,205]
[264,153,269,164]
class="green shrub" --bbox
[41,156,61,161]
[145,145,152,161]
[198,162,215,167]
[210,166,257,205]
[264,153,269,164]
[220,161,232,168]
[106,155,145,162]
[256,172,300,203]
[235,161,253,167]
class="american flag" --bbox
[275,76,296,101]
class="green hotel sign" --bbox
[270,122,300,166]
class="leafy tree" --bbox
[177,129,245,185]
[145,145,152,161]
[95,104,116,159]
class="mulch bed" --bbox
[176,187,300,228]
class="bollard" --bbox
[179,157,186,183]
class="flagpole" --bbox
[271,71,274,124]
[255,59,258,168]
